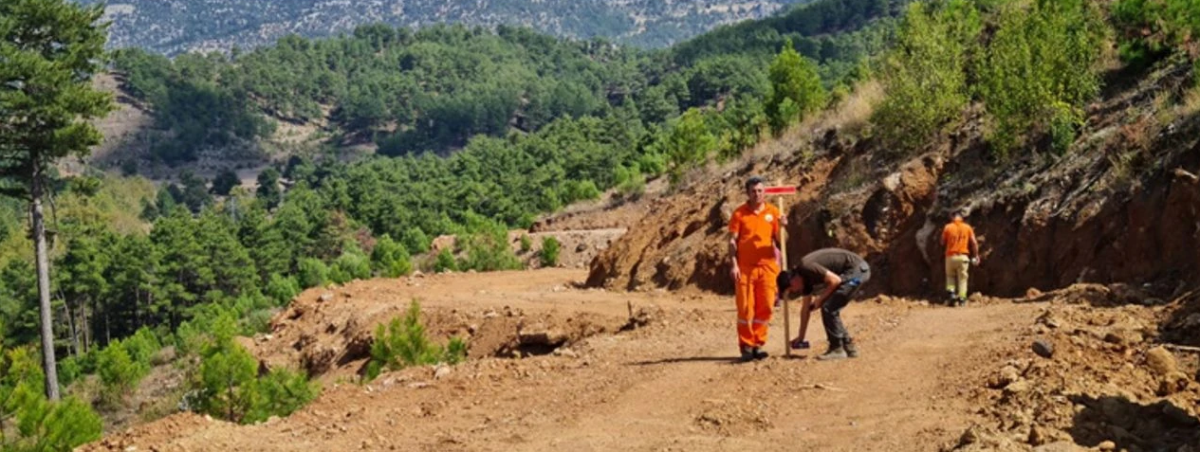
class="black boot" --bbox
[844,337,859,358]
[817,338,848,361]
[739,346,755,362]
[752,347,769,360]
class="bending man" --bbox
[777,248,871,360]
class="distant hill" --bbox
[83,0,806,54]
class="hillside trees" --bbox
[975,0,1106,156]
[873,0,979,154]
[873,0,1106,157]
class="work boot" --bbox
[817,339,848,361]
[752,347,769,360]
[844,338,859,358]
[739,346,755,363]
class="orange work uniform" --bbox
[942,218,976,299]
[729,202,781,350]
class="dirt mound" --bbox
[944,285,1200,452]
[246,271,636,381]
[589,58,1200,300]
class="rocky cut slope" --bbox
[587,57,1200,305]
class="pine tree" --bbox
[0,0,115,399]
[765,38,826,135]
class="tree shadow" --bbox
[1066,394,1200,450]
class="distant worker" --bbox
[776,248,871,360]
[729,176,783,362]
[941,209,980,307]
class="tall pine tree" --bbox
[0,0,114,399]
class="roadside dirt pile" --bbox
[245,271,633,381]
[589,59,1200,299]
[946,285,1200,452]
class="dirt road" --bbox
[84,269,1054,452]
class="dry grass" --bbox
[813,79,884,135]
[1176,83,1200,117]
[749,79,884,162]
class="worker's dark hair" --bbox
[777,268,814,296]
[745,176,765,190]
[776,270,791,296]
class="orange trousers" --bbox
[735,266,777,349]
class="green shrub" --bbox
[96,339,150,405]
[243,309,275,335]
[519,235,532,253]
[330,250,371,284]
[297,258,328,289]
[0,347,101,450]
[400,228,431,254]
[370,235,412,277]
[540,237,561,268]
[246,367,318,423]
[123,327,163,366]
[433,249,458,273]
[265,273,302,306]
[663,108,717,184]
[365,300,468,381]
[191,313,319,424]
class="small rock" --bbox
[989,366,1021,388]
[125,447,138,452]
[361,440,372,449]
[1028,424,1050,446]
[1104,329,1143,346]
[1145,346,1178,376]
[434,365,452,380]
[1158,371,1191,395]
[1004,380,1031,395]
[1097,440,1116,451]
[1026,288,1043,298]
[1032,339,1055,358]
[554,347,579,358]
[1036,311,1061,329]
[412,270,425,278]
[575,243,588,252]
[318,293,334,302]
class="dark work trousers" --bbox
[822,261,871,344]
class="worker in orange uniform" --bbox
[728,176,783,362]
[942,209,980,307]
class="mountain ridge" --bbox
[85,0,807,54]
